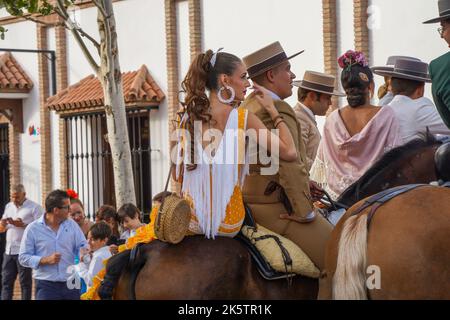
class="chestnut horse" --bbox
[109,136,448,300]
[318,185,450,300]
[113,236,318,300]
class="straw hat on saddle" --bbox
[373,58,431,83]
[243,41,304,79]
[371,56,421,74]
[423,0,450,24]
[292,71,345,97]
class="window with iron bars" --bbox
[63,109,153,222]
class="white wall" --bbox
[62,0,170,200]
[202,0,325,130]
[113,0,169,198]
[203,0,325,108]
[370,0,446,102]
[48,27,62,191]
[0,21,42,204]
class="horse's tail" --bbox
[332,214,368,300]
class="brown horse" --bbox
[318,185,450,300]
[337,134,443,208]
[113,236,318,300]
[108,135,449,300]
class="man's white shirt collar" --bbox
[298,101,316,123]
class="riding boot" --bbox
[97,250,132,300]
[98,276,115,300]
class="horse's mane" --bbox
[338,132,441,203]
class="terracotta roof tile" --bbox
[0,52,33,92]
[47,65,165,112]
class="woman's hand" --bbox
[252,83,277,118]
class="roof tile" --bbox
[0,53,33,92]
[47,65,165,112]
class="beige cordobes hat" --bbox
[293,71,345,97]
[243,41,304,79]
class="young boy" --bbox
[117,203,145,240]
[77,222,112,289]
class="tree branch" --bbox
[53,0,101,54]
[55,0,100,73]
[21,14,62,28]
[91,0,109,19]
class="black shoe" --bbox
[98,278,115,300]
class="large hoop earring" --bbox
[218,85,235,105]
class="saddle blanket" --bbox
[241,224,320,279]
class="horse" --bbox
[108,135,449,300]
[337,134,443,208]
[112,236,318,300]
[318,185,450,300]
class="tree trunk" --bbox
[97,0,136,209]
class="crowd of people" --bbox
[0,0,449,300]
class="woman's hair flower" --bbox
[66,189,79,199]
[338,50,368,70]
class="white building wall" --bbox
[203,0,325,131]
[62,0,170,201]
[48,27,62,192]
[370,0,445,103]
[0,21,42,204]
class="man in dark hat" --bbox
[373,58,450,143]
[371,56,421,106]
[424,0,450,128]
[241,42,332,271]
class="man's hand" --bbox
[309,181,324,202]
[0,219,7,228]
[40,253,61,266]
[9,218,26,228]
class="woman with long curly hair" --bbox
[82,49,297,300]
[174,49,298,238]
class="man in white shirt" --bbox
[374,58,450,143]
[0,184,44,300]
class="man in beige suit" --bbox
[241,42,332,270]
[293,71,345,171]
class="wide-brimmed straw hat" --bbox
[292,71,345,96]
[373,58,431,83]
[371,56,421,74]
[423,0,450,24]
[243,41,304,79]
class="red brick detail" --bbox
[37,26,52,205]
[354,0,370,61]
[322,0,340,112]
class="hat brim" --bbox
[248,50,304,79]
[423,13,450,24]
[371,66,394,73]
[293,80,346,97]
[374,70,432,83]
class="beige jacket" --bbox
[294,102,321,172]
